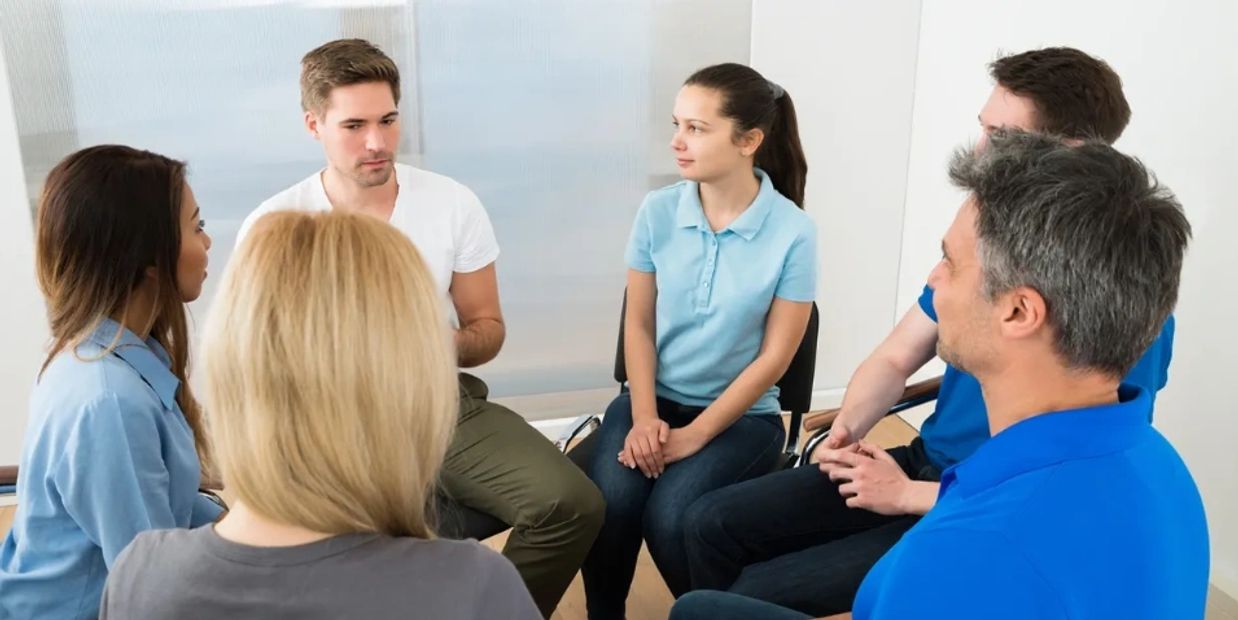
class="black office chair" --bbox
[559,292,821,472]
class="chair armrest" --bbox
[802,376,944,433]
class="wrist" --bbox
[898,480,937,515]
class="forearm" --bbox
[455,318,505,368]
[624,325,660,421]
[835,356,918,438]
[690,353,785,440]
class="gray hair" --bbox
[948,130,1191,377]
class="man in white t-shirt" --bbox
[237,39,603,618]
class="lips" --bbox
[677,158,693,167]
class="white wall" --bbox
[0,37,49,466]
[900,0,1238,597]
[751,0,922,405]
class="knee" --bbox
[521,471,606,536]
[669,591,727,620]
[683,488,734,548]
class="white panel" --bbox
[751,0,923,392]
[902,0,1238,597]
[0,38,49,466]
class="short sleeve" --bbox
[917,283,938,322]
[862,528,1066,620]
[453,186,501,273]
[774,222,817,302]
[624,194,656,273]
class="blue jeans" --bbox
[581,392,786,620]
[671,591,811,620]
[682,437,938,616]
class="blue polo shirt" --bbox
[916,284,1174,470]
[853,384,1210,619]
[0,319,222,620]
[625,169,817,415]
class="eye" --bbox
[197,219,206,232]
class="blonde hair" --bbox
[300,38,400,115]
[203,210,457,537]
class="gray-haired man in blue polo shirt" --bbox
[674,131,1209,619]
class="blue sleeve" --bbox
[864,529,1066,620]
[191,493,225,527]
[52,393,180,568]
[624,195,656,273]
[774,222,818,302]
[917,283,938,322]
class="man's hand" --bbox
[810,418,858,463]
[818,440,914,516]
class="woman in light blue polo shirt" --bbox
[0,145,219,619]
[582,63,817,619]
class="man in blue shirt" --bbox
[852,131,1209,618]
[680,47,1177,616]
[673,130,1209,620]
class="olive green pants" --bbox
[441,373,605,618]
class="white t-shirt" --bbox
[238,163,500,304]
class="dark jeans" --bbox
[683,437,939,617]
[440,373,605,619]
[581,392,786,620]
[671,591,811,620]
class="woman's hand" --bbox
[619,415,670,478]
[661,425,710,464]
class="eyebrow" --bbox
[339,111,400,125]
[191,207,200,219]
[672,115,711,126]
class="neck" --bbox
[978,357,1121,436]
[321,165,398,219]
[698,167,760,224]
[114,285,157,339]
[214,499,333,547]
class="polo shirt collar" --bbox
[675,168,777,241]
[941,383,1151,499]
[84,317,180,411]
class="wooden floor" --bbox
[2,413,1235,619]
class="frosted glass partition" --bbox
[0,0,752,416]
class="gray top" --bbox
[100,524,540,619]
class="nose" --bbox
[365,127,386,154]
[203,230,213,251]
[926,260,945,290]
[670,131,685,152]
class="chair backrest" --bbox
[612,290,819,415]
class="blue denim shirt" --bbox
[0,318,222,619]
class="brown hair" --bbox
[35,144,208,466]
[990,47,1131,144]
[685,63,808,208]
[300,38,401,115]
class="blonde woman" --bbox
[99,211,539,619]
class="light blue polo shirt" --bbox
[916,284,1175,470]
[0,318,222,620]
[853,384,1210,619]
[625,169,817,415]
